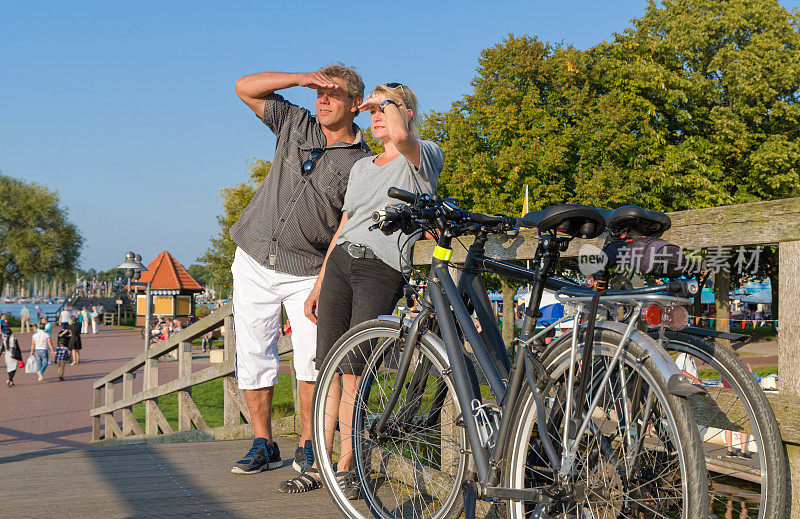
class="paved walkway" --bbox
[0,438,337,518]
[0,325,153,451]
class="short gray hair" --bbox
[320,62,365,100]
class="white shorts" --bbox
[232,247,319,389]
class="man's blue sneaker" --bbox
[292,439,314,473]
[231,440,282,474]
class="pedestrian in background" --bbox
[90,306,98,334]
[35,305,43,324]
[68,316,82,365]
[96,304,104,326]
[80,307,89,334]
[20,305,31,333]
[30,323,55,381]
[59,306,71,331]
[54,336,70,381]
[1,314,10,339]
[3,330,21,387]
[43,318,53,336]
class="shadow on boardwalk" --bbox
[0,438,336,518]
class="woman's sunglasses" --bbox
[384,83,407,95]
[302,148,324,174]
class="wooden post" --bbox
[501,278,516,351]
[104,382,118,440]
[713,270,731,349]
[92,388,102,441]
[289,350,300,428]
[778,240,800,517]
[121,372,142,436]
[178,342,193,432]
[144,358,159,436]
[224,376,251,426]
[223,315,235,362]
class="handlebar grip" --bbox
[372,208,400,223]
[387,187,417,204]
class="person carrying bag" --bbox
[2,332,21,386]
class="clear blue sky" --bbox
[1,1,797,271]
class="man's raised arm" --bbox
[234,71,342,116]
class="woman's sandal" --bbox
[278,468,322,493]
[336,470,362,500]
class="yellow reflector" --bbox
[433,246,453,261]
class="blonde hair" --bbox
[369,83,420,137]
[320,62,365,100]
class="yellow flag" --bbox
[522,185,529,216]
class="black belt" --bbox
[341,241,376,259]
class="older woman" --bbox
[279,83,443,495]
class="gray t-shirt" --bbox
[337,140,443,272]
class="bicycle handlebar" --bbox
[387,187,417,204]
[374,189,517,232]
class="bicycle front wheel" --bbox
[312,319,468,519]
[504,327,708,518]
[663,331,787,519]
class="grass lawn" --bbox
[726,325,777,341]
[131,373,295,432]
[698,365,777,380]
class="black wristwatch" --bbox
[379,100,398,113]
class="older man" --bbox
[229,64,371,476]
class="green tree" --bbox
[361,127,384,155]
[425,2,800,214]
[198,159,271,295]
[0,173,83,291]
[187,264,211,286]
[422,34,588,215]
[573,0,800,210]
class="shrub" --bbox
[195,305,211,319]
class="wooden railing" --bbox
[90,303,298,445]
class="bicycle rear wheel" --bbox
[504,327,708,518]
[663,331,787,519]
[312,319,468,519]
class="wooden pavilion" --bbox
[133,251,203,326]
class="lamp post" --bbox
[117,252,151,350]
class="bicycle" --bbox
[454,203,787,519]
[312,190,709,519]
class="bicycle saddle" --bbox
[604,206,671,236]
[519,204,606,238]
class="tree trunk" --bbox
[693,271,710,318]
[714,270,731,348]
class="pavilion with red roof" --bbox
[132,251,204,326]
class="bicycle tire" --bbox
[311,319,468,519]
[663,330,787,519]
[503,327,708,518]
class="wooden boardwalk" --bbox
[0,437,337,518]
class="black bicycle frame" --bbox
[420,231,563,485]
